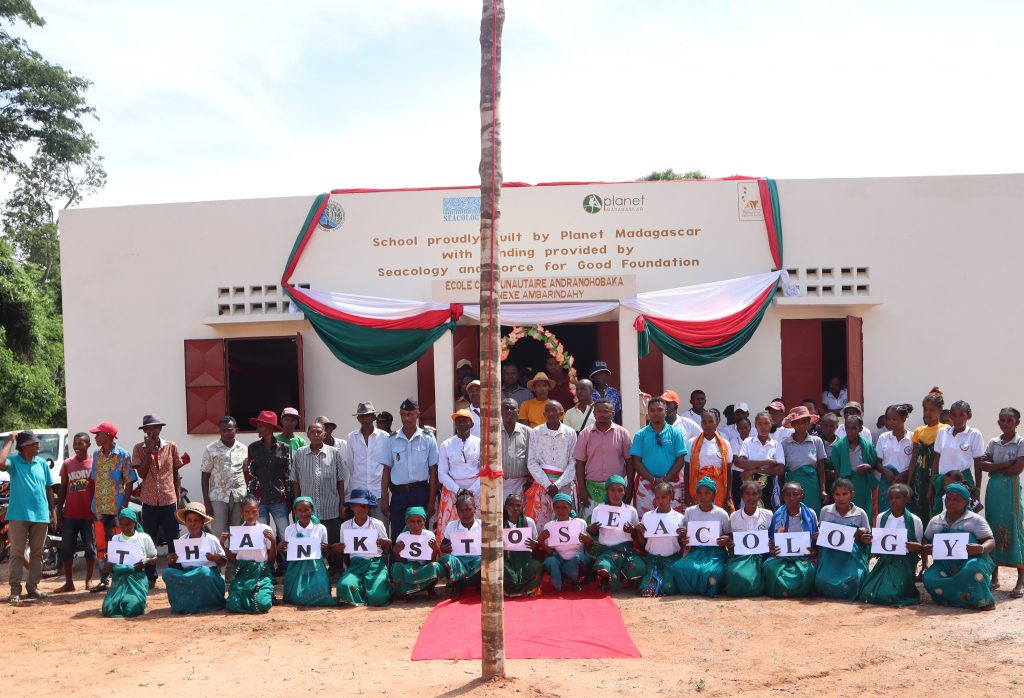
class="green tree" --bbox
[638,168,707,181]
[0,1,105,428]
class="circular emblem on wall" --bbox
[318,200,346,231]
[582,193,603,214]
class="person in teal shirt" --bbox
[1,431,57,603]
[630,397,688,515]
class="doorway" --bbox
[780,316,863,410]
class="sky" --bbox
[15,0,1024,208]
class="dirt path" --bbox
[2,562,1023,697]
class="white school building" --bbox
[60,174,1023,493]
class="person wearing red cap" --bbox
[245,410,292,574]
[662,390,701,441]
[88,421,137,592]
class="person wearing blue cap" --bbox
[589,361,622,423]
[922,482,996,609]
[336,490,391,606]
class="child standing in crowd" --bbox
[163,502,227,614]
[336,492,391,606]
[635,482,684,597]
[672,476,732,597]
[501,493,543,597]
[814,479,871,600]
[860,483,923,607]
[764,482,818,598]
[222,494,276,614]
[922,483,996,609]
[588,475,644,591]
[930,400,984,517]
[726,480,773,597]
[906,388,948,517]
[779,406,828,515]
[439,490,482,597]
[735,411,785,511]
[55,432,95,593]
[876,404,914,487]
[831,416,879,522]
[539,493,593,591]
[281,496,334,606]
[980,407,1024,597]
[101,508,156,618]
[391,507,443,599]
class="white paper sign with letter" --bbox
[396,532,433,561]
[644,513,679,539]
[344,528,381,558]
[503,526,532,552]
[229,525,263,553]
[871,527,908,556]
[817,522,856,553]
[173,537,212,568]
[450,529,482,557]
[732,529,770,555]
[107,540,142,567]
[775,531,812,557]
[686,520,721,547]
[932,532,969,560]
[544,519,585,549]
[286,536,322,561]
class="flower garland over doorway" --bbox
[500,324,578,400]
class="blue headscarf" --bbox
[552,492,577,518]
[292,496,321,526]
[770,502,818,537]
[946,483,971,502]
[603,474,628,504]
[117,507,143,533]
[696,476,718,494]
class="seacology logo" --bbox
[583,192,645,214]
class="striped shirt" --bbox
[292,444,347,520]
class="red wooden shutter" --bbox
[184,339,227,434]
[780,319,823,411]
[845,315,864,406]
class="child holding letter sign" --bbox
[814,479,871,600]
[501,493,543,598]
[392,507,444,599]
[922,483,996,609]
[163,502,227,614]
[540,493,593,591]
[670,476,731,597]
[635,482,684,597]
[725,480,773,597]
[102,508,156,618]
[281,497,334,607]
[438,490,483,598]
[763,482,818,598]
[860,483,924,607]
[222,494,276,614]
[587,475,645,592]
[336,491,391,606]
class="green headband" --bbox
[696,476,718,494]
[117,507,143,533]
[552,493,574,506]
[946,483,971,501]
[405,506,427,521]
[605,474,627,489]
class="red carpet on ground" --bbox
[411,590,641,660]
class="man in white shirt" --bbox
[466,380,483,437]
[564,379,597,432]
[683,389,707,425]
[345,402,389,526]
[663,390,701,440]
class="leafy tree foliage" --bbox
[638,168,707,181]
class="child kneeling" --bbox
[221,494,276,614]
[336,491,391,606]
[102,508,157,618]
[163,502,228,614]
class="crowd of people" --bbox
[2,356,1021,616]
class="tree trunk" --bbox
[478,0,505,681]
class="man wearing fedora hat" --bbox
[132,415,185,585]
[345,402,389,524]
[314,415,344,449]
[1,431,57,602]
[245,410,292,572]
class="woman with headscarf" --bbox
[502,493,543,597]
[586,475,645,591]
[763,481,819,598]
[101,508,157,618]
[922,482,996,609]
[671,476,732,596]
[280,496,334,606]
[391,506,444,599]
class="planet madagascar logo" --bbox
[318,201,346,231]
[583,194,603,214]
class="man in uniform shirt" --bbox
[380,398,439,540]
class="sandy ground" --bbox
[2,557,1024,698]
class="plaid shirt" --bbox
[132,439,183,506]
[292,444,347,520]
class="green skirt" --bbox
[283,558,334,607]
[162,565,226,614]
[848,473,878,523]
[763,556,815,598]
[670,546,727,597]
[504,552,543,597]
[725,554,765,597]
[785,466,822,515]
[391,559,443,597]
[102,565,148,618]
[860,554,920,607]
[440,554,482,589]
[986,472,1024,567]
[337,556,391,606]
[923,554,995,609]
[226,560,274,614]
[814,543,869,600]
[637,553,680,597]
[593,542,647,590]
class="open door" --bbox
[780,319,823,411]
[845,315,864,405]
